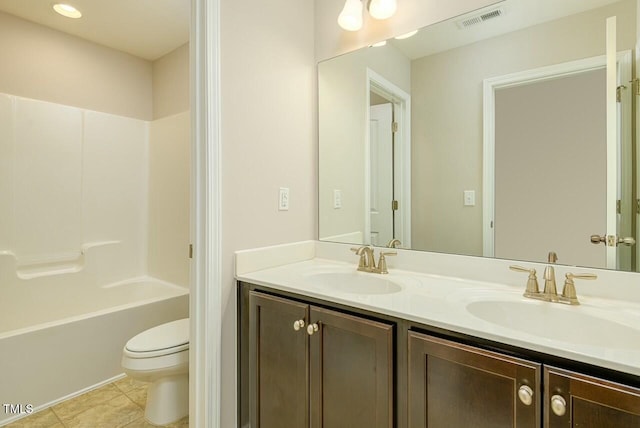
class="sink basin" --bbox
[304,271,402,295]
[466,300,640,350]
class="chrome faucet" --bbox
[350,246,396,274]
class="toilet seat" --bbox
[124,318,189,359]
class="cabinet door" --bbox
[249,292,309,428]
[309,306,394,428]
[408,331,541,428]
[545,366,640,428]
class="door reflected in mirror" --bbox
[318,0,639,271]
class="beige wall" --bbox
[220,0,316,426]
[153,43,190,120]
[410,0,636,256]
[148,112,191,286]
[0,11,153,121]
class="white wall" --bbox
[153,43,190,120]
[0,94,148,282]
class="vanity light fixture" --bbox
[53,3,82,19]
[338,0,364,31]
[371,40,387,47]
[338,0,398,31]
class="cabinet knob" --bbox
[517,385,534,406]
[293,319,305,331]
[307,323,319,336]
[551,394,567,416]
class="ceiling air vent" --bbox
[456,6,505,29]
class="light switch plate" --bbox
[279,187,289,211]
[333,189,342,209]
[464,190,475,206]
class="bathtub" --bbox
[0,276,188,426]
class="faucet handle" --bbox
[560,272,597,305]
[509,265,540,296]
[376,251,396,274]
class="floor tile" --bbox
[113,376,149,394]
[63,395,144,428]
[123,385,148,409]
[52,384,122,422]
[123,416,188,428]
[3,408,63,428]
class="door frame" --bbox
[482,51,633,259]
[190,0,222,426]
[365,68,412,248]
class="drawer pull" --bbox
[307,323,319,336]
[551,395,567,416]
[517,385,534,406]
[293,319,305,331]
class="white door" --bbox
[369,103,394,246]
[605,16,619,269]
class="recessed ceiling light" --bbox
[53,3,82,19]
[395,30,418,40]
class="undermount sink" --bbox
[304,271,402,295]
[466,300,640,350]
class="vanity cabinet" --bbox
[248,291,394,428]
[239,283,640,428]
[408,331,541,428]
[545,366,640,427]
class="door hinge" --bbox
[630,78,640,96]
[616,199,621,214]
[189,244,193,259]
[636,199,640,215]
[392,122,398,133]
[391,200,399,211]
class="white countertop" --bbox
[236,241,640,377]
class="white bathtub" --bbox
[0,276,188,426]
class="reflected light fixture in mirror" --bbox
[369,0,397,20]
[338,0,398,31]
[53,3,82,19]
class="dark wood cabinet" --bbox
[240,283,640,428]
[248,291,394,428]
[408,331,541,428]
[545,366,640,428]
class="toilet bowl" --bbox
[121,318,189,425]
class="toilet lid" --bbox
[125,318,189,356]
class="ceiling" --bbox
[0,0,190,61]
[391,0,624,60]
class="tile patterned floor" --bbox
[5,377,188,428]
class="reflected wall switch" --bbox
[333,189,342,209]
[279,187,289,211]
[463,190,475,206]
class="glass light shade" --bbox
[338,0,363,31]
[368,0,397,20]
[53,3,82,19]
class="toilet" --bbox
[121,318,189,425]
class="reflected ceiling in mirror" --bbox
[318,0,639,271]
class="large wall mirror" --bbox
[318,0,640,271]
